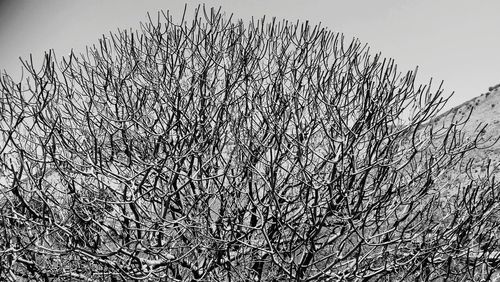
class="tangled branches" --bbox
[0,6,499,281]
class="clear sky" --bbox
[1,0,499,111]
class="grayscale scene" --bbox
[1,1,500,281]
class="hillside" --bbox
[428,84,500,193]
[432,83,500,139]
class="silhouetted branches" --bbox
[0,5,499,281]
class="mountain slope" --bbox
[433,83,500,138]
[429,84,500,188]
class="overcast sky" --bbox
[1,0,499,111]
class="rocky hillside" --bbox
[429,83,500,189]
[432,83,500,137]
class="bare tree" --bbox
[1,6,499,281]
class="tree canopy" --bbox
[1,6,499,281]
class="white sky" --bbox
[1,0,500,111]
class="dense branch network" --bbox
[0,6,499,281]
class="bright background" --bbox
[1,0,499,111]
